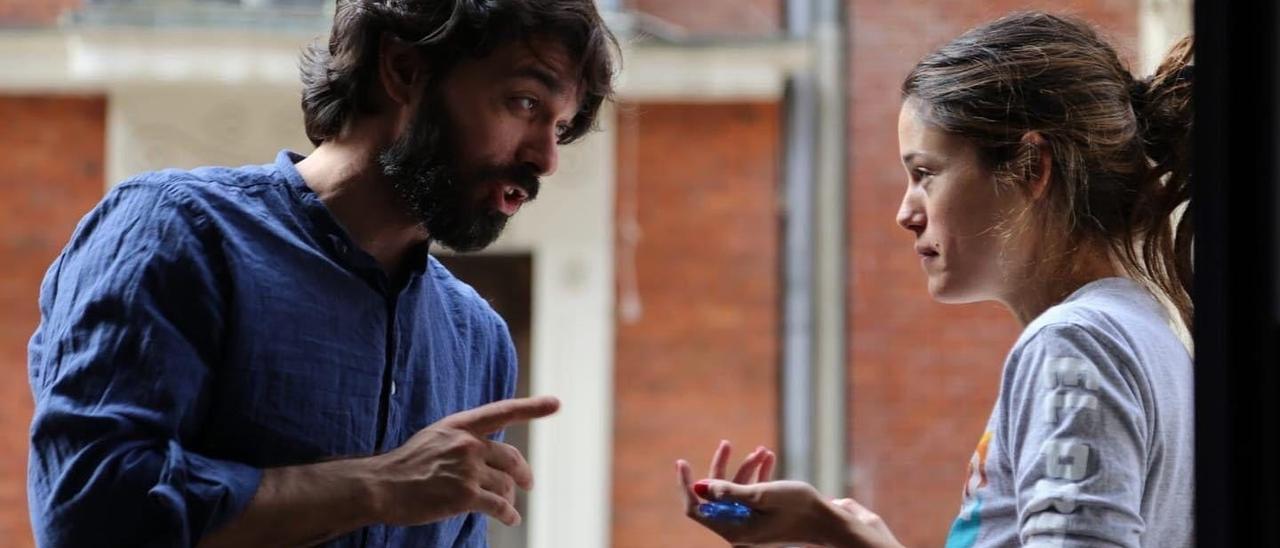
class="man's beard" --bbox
[378,92,540,253]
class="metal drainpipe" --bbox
[782,0,848,496]
[781,0,816,484]
[811,0,848,500]
[780,73,817,484]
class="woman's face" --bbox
[895,100,1026,303]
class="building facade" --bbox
[0,1,1189,546]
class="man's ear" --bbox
[1020,131,1053,200]
[378,33,427,108]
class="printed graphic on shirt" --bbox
[1042,357,1100,391]
[945,430,992,548]
[1022,355,1103,544]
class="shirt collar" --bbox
[272,149,433,288]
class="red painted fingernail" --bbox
[693,481,711,497]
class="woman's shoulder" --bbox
[1005,277,1191,396]
[1020,277,1177,351]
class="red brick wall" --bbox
[628,0,782,36]
[0,95,106,548]
[0,0,80,26]
[611,102,781,547]
[844,2,1137,546]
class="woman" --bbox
[677,11,1194,548]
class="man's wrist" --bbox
[337,455,386,525]
[281,455,387,528]
[199,456,387,547]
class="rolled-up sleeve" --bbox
[27,180,262,547]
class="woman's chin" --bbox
[927,277,982,304]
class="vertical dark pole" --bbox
[1194,0,1280,545]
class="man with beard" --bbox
[25,1,617,546]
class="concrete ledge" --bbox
[0,28,811,100]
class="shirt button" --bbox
[390,381,397,396]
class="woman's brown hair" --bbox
[903,11,1194,327]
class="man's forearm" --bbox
[198,396,555,545]
[198,456,382,548]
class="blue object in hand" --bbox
[698,501,753,524]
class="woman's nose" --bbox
[896,191,925,235]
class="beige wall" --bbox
[106,84,313,185]
[1140,0,1194,74]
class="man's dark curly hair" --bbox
[300,0,618,146]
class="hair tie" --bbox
[1129,78,1151,108]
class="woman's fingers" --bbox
[758,449,776,482]
[709,439,731,480]
[676,459,701,514]
[733,446,768,484]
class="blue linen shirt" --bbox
[27,150,518,547]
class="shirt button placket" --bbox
[385,305,402,449]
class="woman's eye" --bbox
[555,124,569,138]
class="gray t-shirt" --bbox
[944,277,1194,547]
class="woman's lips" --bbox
[916,245,939,265]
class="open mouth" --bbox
[504,183,529,202]
[494,182,530,216]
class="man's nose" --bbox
[518,127,559,177]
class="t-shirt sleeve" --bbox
[27,181,262,547]
[1000,323,1149,547]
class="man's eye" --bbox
[514,97,537,111]
[913,168,933,181]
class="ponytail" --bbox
[1127,36,1194,329]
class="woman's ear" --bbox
[1020,131,1053,200]
[378,33,428,108]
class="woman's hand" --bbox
[676,441,905,548]
[678,440,815,547]
[826,497,905,548]
[675,440,828,547]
